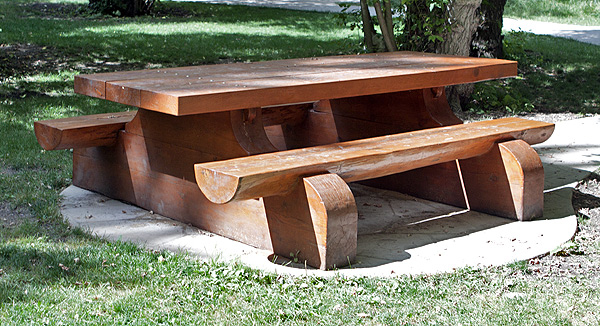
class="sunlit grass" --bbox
[505,0,600,25]
[2,235,599,325]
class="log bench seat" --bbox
[195,117,554,269]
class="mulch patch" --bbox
[0,43,71,79]
[524,173,600,280]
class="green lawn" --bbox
[505,0,600,26]
[468,31,600,114]
[1,0,599,324]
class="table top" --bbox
[74,51,517,116]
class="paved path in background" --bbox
[170,0,350,12]
[504,18,600,46]
[169,0,600,46]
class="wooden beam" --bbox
[34,111,136,150]
[195,118,554,204]
[261,102,311,127]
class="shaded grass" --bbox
[2,234,599,325]
[0,0,358,66]
[467,31,600,114]
[505,0,600,26]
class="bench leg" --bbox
[459,139,545,221]
[263,173,358,270]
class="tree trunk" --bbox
[437,0,483,113]
[471,0,507,58]
[374,0,398,51]
[360,0,376,52]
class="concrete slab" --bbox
[61,117,600,277]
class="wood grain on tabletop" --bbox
[74,52,517,116]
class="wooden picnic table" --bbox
[35,52,555,270]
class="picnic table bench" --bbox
[35,52,554,270]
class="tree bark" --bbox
[383,0,394,43]
[360,0,376,52]
[471,0,507,58]
[437,0,483,113]
[374,0,398,51]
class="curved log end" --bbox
[523,121,555,145]
[194,165,240,204]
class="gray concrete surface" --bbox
[60,116,600,277]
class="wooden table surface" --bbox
[74,51,517,116]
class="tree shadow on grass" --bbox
[5,1,355,66]
[504,33,600,114]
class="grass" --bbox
[467,30,600,114]
[2,236,599,325]
[1,0,599,324]
[505,0,600,26]
[1,0,357,65]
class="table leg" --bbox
[72,108,278,250]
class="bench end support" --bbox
[461,139,544,221]
[264,173,358,270]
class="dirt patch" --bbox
[25,3,85,19]
[0,43,72,79]
[0,43,153,87]
[523,172,600,280]
[153,5,197,18]
[23,2,197,19]
[0,201,36,231]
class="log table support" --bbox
[72,108,278,250]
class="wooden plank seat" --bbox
[195,117,554,269]
[34,111,137,150]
